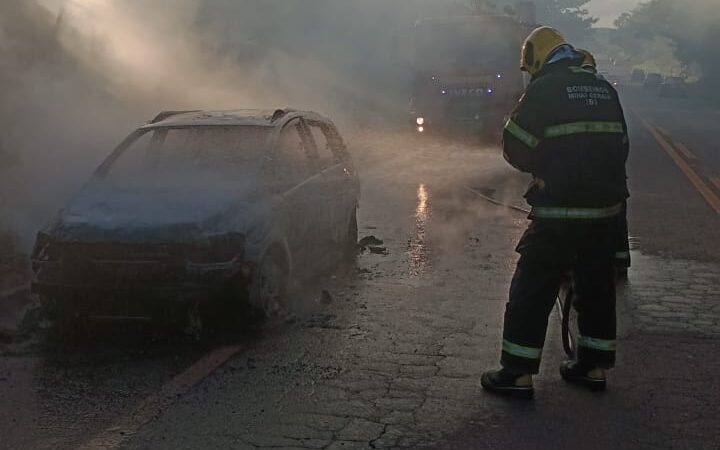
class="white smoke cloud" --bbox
[0,0,420,247]
[587,0,642,27]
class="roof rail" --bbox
[149,110,200,124]
[271,108,300,122]
[270,109,287,122]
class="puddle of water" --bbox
[408,183,430,277]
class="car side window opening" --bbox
[306,122,337,170]
[275,119,313,188]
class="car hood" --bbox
[47,180,267,243]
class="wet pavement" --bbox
[1,110,720,449]
[625,253,720,336]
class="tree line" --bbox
[611,0,719,95]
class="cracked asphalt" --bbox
[2,89,720,449]
[113,134,523,450]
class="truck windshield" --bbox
[415,18,519,71]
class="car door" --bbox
[304,119,359,249]
[270,118,324,270]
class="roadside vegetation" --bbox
[609,0,720,102]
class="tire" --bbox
[41,295,82,342]
[249,253,289,319]
[344,208,359,257]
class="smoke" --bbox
[0,0,602,249]
[0,1,142,246]
[611,0,720,89]
[0,0,426,248]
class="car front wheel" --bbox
[249,253,289,319]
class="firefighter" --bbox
[480,27,630,397]
[578,48,632,278]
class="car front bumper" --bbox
[31,257,253,321]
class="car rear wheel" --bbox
[249,253,289,319]
[344,208,359,257]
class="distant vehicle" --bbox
[658,77,688,98]
[631,69,646,84]
[409,15,534,137]
[644,73,663,89]
[31,109,360,327]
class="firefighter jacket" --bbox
[503,59,629,218]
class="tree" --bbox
[467,0,597,39]
[534,0,597,40]
[612,0,720,87]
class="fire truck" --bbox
[409,13,535,137]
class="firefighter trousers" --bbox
[501,218,617,374]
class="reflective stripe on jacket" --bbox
[530,203,622,220]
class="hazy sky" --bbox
[588,0,642,27]
[39,0,642,29]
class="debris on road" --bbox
[303,313,339,330]
[367,246,389,255]
[359,236,384,247]
[319,290,333,305]
[0,328,12,344]
[358,236,388,255]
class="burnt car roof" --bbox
[141,109,330,129]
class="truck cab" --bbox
[410,15,532,138]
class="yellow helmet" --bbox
[577,49,597,68]
[520,26,567,75]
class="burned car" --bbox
[31,109,360,326]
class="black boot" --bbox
[560,360,607,391]
[481,368,534,398]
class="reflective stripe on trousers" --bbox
[578,335,616,352]
[502,339,542,360]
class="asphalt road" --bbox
[1,89,719,450]
[621,86,720,261]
